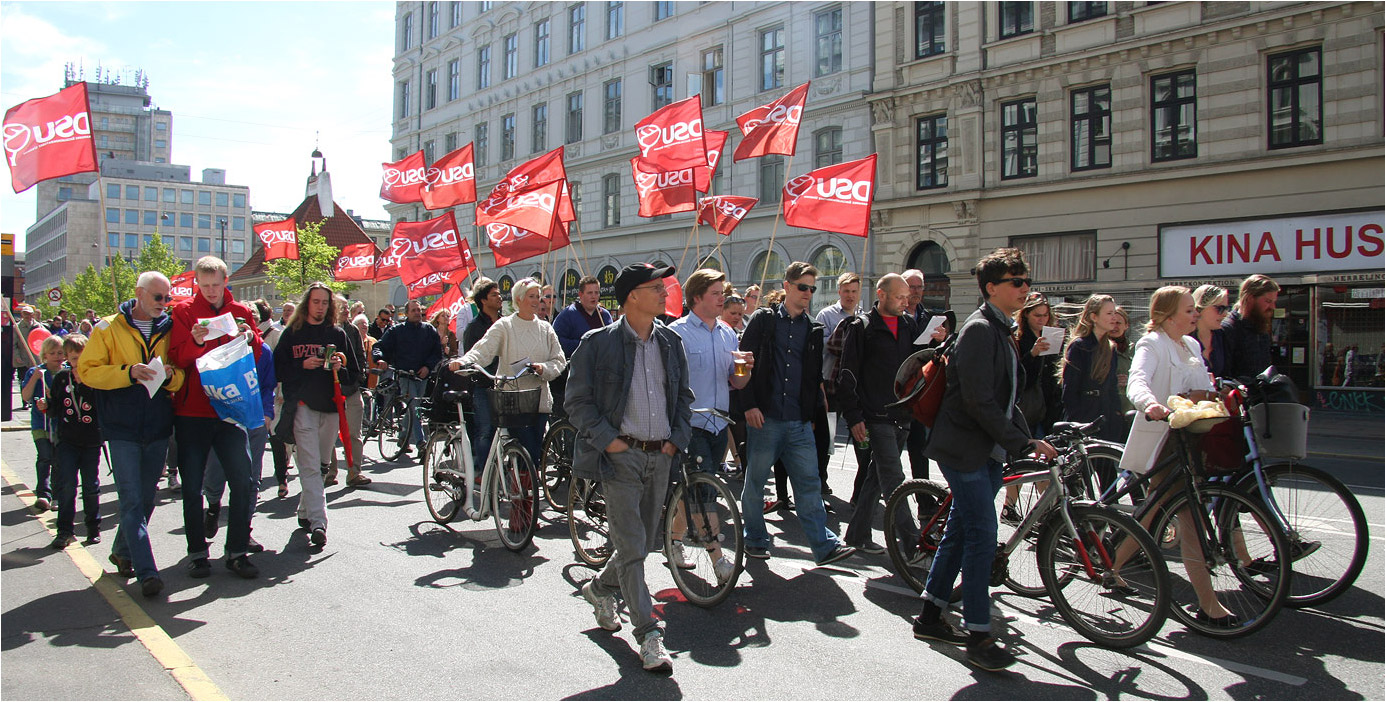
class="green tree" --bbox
[57,256,135,318]
[264,220,357,301]
[134,235,186,281]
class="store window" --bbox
[1010,231,1096,283]
[1316,285,1384,389]
[811,245,847,313]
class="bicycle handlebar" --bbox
[691,407,736,426]
[454,363,536,385]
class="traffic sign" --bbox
[48,287,61,307]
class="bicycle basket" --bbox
[488,387,541,428]
[1198,417,1248,475]
[1247,402,1309,461]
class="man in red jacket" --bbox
[168,256,264,580]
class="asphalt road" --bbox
[2,410,1382,700]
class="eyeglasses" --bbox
[633,283,668,296]
[995,277,1033,288]
[793,283,817,293]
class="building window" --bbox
[445,131,458,152]
[126,185,140,200]
[424,139,436,165]
[480,1,492,11]
[179,236,193,251]
[760,27,784,91]
[651,62,674,110]
[569,3,586,53]
[811,245,847,312]
[398,80,411,119]
[759,155,784,203]
[535,19,551,67]
[1151,70,1196,161]
[199,191,212,206]
[180,189,194,204]
[916,114,948,189]
[532,103,548,153]
[106,207,119,223]
[162,235,174,247]
[233,193,246,208]
[566,91,584,143]
[1068,1,1107,22]
[1010,232,1097,283]
[163,188,176,203]
[814,8,843,77]
[125,233,138,249]
[501,113,516,161]
[475,123,489,166]
[156,122,167,131]
[999,2,1033,38]
[216,192,229,207]
[123,209,137,224]
[180,213,193,228]
[447,60,460,101]
[198,238,211,252]
[198,214,212,229]
[58,186,72,201]
[107,183,120,199]
[232,216,245,231]
[450,1,461,28]
[603,79,622,134]
[655,0,673,20]
[400,12,413,50]
[143,210,157,226]
[701,47,724,106]
[425,69,438,110]
[504,33,519,79]
[428,1,439,38]
[477,46,491,89]
[606,1,623,39]
[232,240,245,255]
[1001,98,1038,179]
[143,186,157,201]
[603,174,621,227]
[916,2,945,58]
[814,127,843,168]
[1268,47,1323,149]
[1071,84,1111,171]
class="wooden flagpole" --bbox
[94,171,120,310]
[568,217,590,278]
[675,218,699,275]
[757,153,795,292]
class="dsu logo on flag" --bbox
[380,151,426,204]
[781,154,876,238]
[253,217,298,261]
[733,82,810,162]
[374,237,413,282]
[333,242,378,282]
[697,195,758,236]
[633,96,707,172]
[391,212,468,286]
[3,82,99,193]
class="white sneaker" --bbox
[714,555,735,584]
[640,631,673,672]
[669,541,694,569]
[581,581,621,631]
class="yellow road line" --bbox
[1,460,227,701]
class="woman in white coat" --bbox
[1119,286,1237,626]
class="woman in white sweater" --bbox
[1119,286,1236,626]
[451,278,567,464]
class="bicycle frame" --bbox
[998,458,1110,583]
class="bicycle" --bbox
[420,365,541,552]
[567,407,745,607]
[540,415,577,513]
[883,418,1170,649]
[362,368,422,462]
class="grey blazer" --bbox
[924,303,1033,471]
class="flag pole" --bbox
[860,230,870,278]
[757,153,795,292]
[568,217,590,278]
[675,218,699,275]
[94,170,120,310]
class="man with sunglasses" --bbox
[737,262,856,566]
[79,272,186,597]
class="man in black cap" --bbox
[566,263,694,673]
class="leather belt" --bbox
[618,435,666,452]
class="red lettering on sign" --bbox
[1190,235,1214,266]
[1358,223,1384,257]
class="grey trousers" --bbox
[845,420,911,546]
[589,446,672,640]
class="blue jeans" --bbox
[508,414,548,470]
[924,460,1004,632]
[175,416,254,560]
[398,375,427,450]
[683,427,726,507]
[108,439,169,580]
[467,389,494,467]
[204,423,268,511]
[52,442,101,537]
[32,434,54,501]
[740,417,841,560]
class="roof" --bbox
[231,194,379,280]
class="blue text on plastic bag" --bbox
[196,335,265,430]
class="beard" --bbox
[1243,304,1273,334]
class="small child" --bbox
[20,336,65,512]
[45,334,104,549]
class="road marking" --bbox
[1,461,228,701]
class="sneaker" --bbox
[639,631,673,672]
[907,549,934,567]
[1000,503,1022,526]
[188,558,212,579]
[850,541,886,555]
[815,544,858,566]
[109,553,136,578]
[141,577,165,598]
[84,532,102,545]
[310,527,327,547]
[745,546,770,560]
[204,503,221,538]
[913,616,969,645]
[763,499,782,512]
[347,474,373,487]
[34,497,50,512]
[714,555,736,584]
[167,475,180,492]
[49,533,75,550]
[581,581,621,631]
[247,536,265,553]
[226,555,259,579]
[669,541,694,570]
[966,636,1016,671]
[297,517,311,529]
[1290,539,1322,562]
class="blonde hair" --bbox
[193,256,229,278]
[512,277,542,304]
[1068,294,1115,382]
[1146,286,1192,333]
[39,335,64,357]
[61,333,88,353]
[1192,284,1227,311]
[1238,274,1280,305]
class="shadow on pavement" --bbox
[560,629,682,701]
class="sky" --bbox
[1,1,397,251]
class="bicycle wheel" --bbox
[377,398,411,462]
[883,479,950,593]
[1152,484,1291,639]
[568,477,612,568]
[492,443,539,552]
[422,429,464,524]
[665,472,744,608]
[360,391,379,441]
[1037,504,1170,649]
[1241,463,1368,608]
[997,460,1048,597]
[1083,443,1135,505]
[540,420,577,513]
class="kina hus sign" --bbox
[1159,210,1385,278]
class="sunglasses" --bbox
[995,277,1033,288]
[793,283,817,293]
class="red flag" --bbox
[421,143,476,209]
[380,150,426,204]
[475,180,564,235]
[663,277,683,318]
[373,236,411,282]
[168,271,196,303]
[480,147,571,214]
[406,266,471,298]
[633,96,707,172]
[332,242,380,282]
[3,83,98,193]
[390,212,469,287]
[782,154,877,238]
[733,82,809,162]
[486,220,571,268]
[693,130,728,193]
[253,217,298,261]
[425,282,472,320]
[697,196,758,236]
[630,159,697,217]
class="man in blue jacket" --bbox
[372,299,442,454]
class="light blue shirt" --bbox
[668,312,738,434]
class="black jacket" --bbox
[737,304,823,422]
[47,367,103,447]
[1220,310,1273,381]
[836,307,921,425]
[339,322,367,396]
[373,320,443,375]
[274,321,360,414]
[1018,327,1062,431]
[1060,335,1125,442]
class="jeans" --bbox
[175,416,254,561]
[589,446,672,641]
[204,424,268,520]
[844,420,911,546]
[31,434,54,501]
[467,388,494,467]
[108,439,168,580]
[398,375,427,450]
[684,427,726,508]
[923,460,1004,632]
[52,442,101,537]
[740,417,841,560]
[508,414,548,471]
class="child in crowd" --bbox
[21,336,65,512]
[45,334,104,549]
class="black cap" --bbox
[614,263,676,306]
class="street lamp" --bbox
[217,217,228,260]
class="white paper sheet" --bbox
[200,312,239,342]
[1037,326,1065,356]
[141,356,167,398]
[913,316,948,345]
